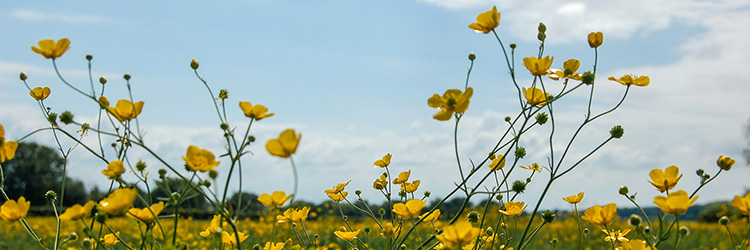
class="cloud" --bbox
[11,9,108,24]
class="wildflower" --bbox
[588,32,603,48]
[400,180,421,193]
[468,6,500,34]
[266,129,301,158]
[200,215,223,237]
[0,124,19,162]
[436,221,480,249]
[97,188,137,215]
[0,196,30,222]
[619,240,655,250]
[392,199,425,218]
[327,192,348,202]
[392,170,411,184]
[334,229,361,241]
[374,153,392,168]
[648,165,682,193]
[277,207,310,223]
[262,242,285,250]
[499,201,527,216]
[519,163,542,172]
[373,173,387,190]
[603,229,630,242]
[127,201,165,223]
[325,180,351,194]
[717,155,735,170]
[581,203,617,227]
[732,192,750,214]
[258,191,292,208]
[420,209,441,222]
[523,56,554,76]
[31,38,70,59]
[98,96,110,108]
[101,232,119,246]
[221,231,248,246]
[239,101,275,120]
[523,87,551,107]
[101,160,125,179]
[30,87,51,101]
[59,200,95,220]
[488,154,506,171]
[608,74,650,87]
[182,145,221,172]
[563,192,584,204]
[547,59,582,81]
[106,99,144,121]
[381,222,401,238]
[427,88,474,121]
[653,190,697,214]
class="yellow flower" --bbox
[523,56,554,76]
[106,99,144,121]
[266,129,301,158]
[97,188,137,215]
[31,38,70,59]
[182,145,221,172]
[59,200,95,220]
[262,242,285,250]
[0,124,19,163]
[717,155,735,170]
[400,180,421,193]
[239,101,275,120]
[523,87,551,108]
[277,207,310,223]
[608,74,650,87]
[381,222,401,238]
[588,32,603,48]
[648,165,682,193]
[101,160,126,179]
[436,221,480,249]
[325,180,351,194]
[374,153,392,168]
[0,196,30,222]
[392,170,411,184]
[334,229,361,241]
[427,88,474,121]
[373,173,387,190]
[488,154,506,171]
[101,232,120,246]
[127,201,165,223]
[581,203,617,227]
[619,240,655,250]
[653,190,697,214]
[221,231,248,246]
[519,163,542,173]
[469,6,500,33]
[563,192,584,205]
[327,192,348,202]
[731,192,750,214]
[200,215,224,237]
[420,209,441,222]
[30,87,51,101]
[258,191,292,208]
[392,199,425,218]
[98,96,110,109]
[603,229,630,242]
[499,201,527,216]
[547,59,582,81]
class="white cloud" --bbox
[11,9,108,24]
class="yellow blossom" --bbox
[731,192,750,214]
[653,190,697,214]
[262,242,285,250]
[420,209,441,222]
[563,192,584,205]
[548,59,582,81]
[468,6,500,34]
[182,145,221,172]
[373,173,387,190]
[499,201,527,216]
[488,154,506,171]
[277,207,310,223]
[59,200,95,220]
[519,163,542,172]
[603,229,630,242]
[523,87,552,108]
[392,170,411,184]
[239,101,274,120]
[97,188,137,215]
[436,221,480,249]
[648,165,682,193]
[381,222,401,238]
[221,231,248,246]
[581,203,617,227]
[588,32,603,48]
[266,129,301,158]
[200,215,224,237]
[98,96,110,109]
[101,160,125,179]
[618,240,655,250]
[127,201,165,223]
[0,196,30,222]
[608,74,650,87]
[334,229,361,241]
[30,87,51,101]
[427,88,474,121]
[400,180,421,193]
[106,99,144,121]
[374,153,392,168]
[258,191,292,208]
[327,192,348,202]
[523,56,554,76]
[0,124,19,163]
[31,38,70,59]
[101,232,120,246]
[392,199,425,218]
[717,155,735,170]
[325,180,351,194]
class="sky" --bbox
[1,0,750,212]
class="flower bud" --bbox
[95,212,108,223]
[191,58,200,70]
[48,112,58,124]
[158,169,167,178]
[510,43,517,49]
[20,72,28,81]
[538,22,547,33]
[136,160,147,172]
[486,227,494,236]
[400,244,407,250]
[363,227,371,233]
[537,32,546,42]
[619,186,629,195]
[219,89,229,100]
[512,180,527,193]
[82,238,94,249]
[209,170,219,179]
[550,237,559,245]
[468,52,476,61]
[123,73,131,80]
[86,54,94,60]
[610,125,624,139]
[60,111,74,125]
[379,208,386,216]
[247,135,256,143]
[203,180,211,187]
[98,76,107,85]
[355,189,362,196]
[45,190,58,202]
[679,226,690,236]
[220,123,229,130]
[424,191,431,198]
[515,147,526,159]
[629,214,642,226]
[536,113,548,125]
[717,155,735,170]
[696,169,705,176]
[171,192,182,202]
[719,216,729,225]
[588,32,604,48]
[467,210,480,223]
[504,116,512,122]
[496,194,503,201]
[581,71,595,85]
[68,232,79,242]
[582,227,589,234]
[252,244,262,250]
[542,210,556,223]
[643,226,651,234]
[398,190,406,198]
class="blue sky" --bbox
[2,0,750,211]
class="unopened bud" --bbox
[20,72,28,81]
[619,186,629,195]
[136,160,147,172]
[629,214,641,226]
[355,189,362,196]
[191,58,200,70]
[538,22,547,33]
[581,71,595,85]
[45,190,58,202]
[86,54,93,60]
[515,147,526,159]
[512,180,526,193]
[123,74,131,80]
[60,111,74,125]
[99,76,107,84]
[610,125,624,138]
[468,52,476,61]
[696,169,705,176]
[536,113,548,125]
[424,191,431,198]
[643,226,651,234]
[209,170,219,179]
[467,210,480,222]
[679,226,690,236]
[509,43,517,49]
[542,210,556,223]
[719,216,729,225]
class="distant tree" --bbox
[151,177,207,210]
[229,192,264,219]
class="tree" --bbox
[150,177,207,210]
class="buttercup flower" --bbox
[262,242,285,250]
[581,203,617,227]
[266,129,301,158]
[648,165,682,193]
[731,192,750,214]
[59,200,95,220]
[127,201,165,223]
[653,190,697,214]
[0,196,30,222]
[468,6,500,34]
[523,56,554,76]
[563,192,584,205]
[588,32,603,48]
[373,173,387,190]
[436,221,480,249]
[392,170,411,184]
[258,191,292,208]
[239,101,274,120]
[200,215,224,237]
[400,180,421,193]
[327,192,348,202]
[603,229,630,242]
[97,188,137,215]
[420,209,441,222]
[381,222,402,238]
[548,59,582,81]
[276,207,310,223]
[608,74,650,87]
[519,163,542,173]
[499,201,527,216]
[182,145,221,172]
[30,87,51,101]
[31,38,70,59]
[221,231,248,246]
[101,232,120,246]
[105,99,144,122]
[393,199,425,219]
[523,87,551,108]
[374,153,392,168]
[325,180,351,194]
[618,240,655,250]
[717,155,735,170]
[101,160,125,179]
[428,88,474,121]
[334,228,361,241]
[1,124,19,163]
[488,154,506,171]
